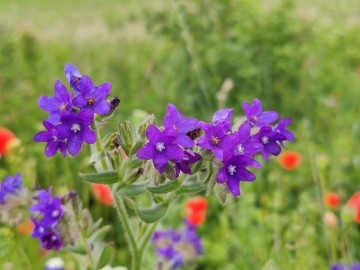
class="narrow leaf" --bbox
[135,203,168,223]
[178,182,206,194]
[146,180,180,194]
[117,181,150,196]
[79,171,119,184]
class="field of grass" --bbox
[0,0,359,269]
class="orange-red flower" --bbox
[0,127,16,157]
[324,193,341,208]
[91,184,114,206]
[278,151,302,170]
[185,197,208,227]
[16,219,35,235]
[347,192,360,224]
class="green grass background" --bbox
[0,0,359,269]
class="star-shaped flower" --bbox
[242,98,278,127]
[34,121,67,157]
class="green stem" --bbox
[112,186,140,270]
[139,222,159,255]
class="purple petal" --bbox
[163,104,180,127]
[251,99,262,116]
[212,148,224,160]
[257,111,278,126]
[94,100,110,115]
[72,94,87,108]
[146,125,162,141]
[56,123,71,140]
[175,134,194,148]
[54,80,70,102]
[78,110,94,126]
[227,178,241,196]
[64,64,81,82]
[34,131,52,142]
[94,82,112,100]
[216,167,228,183]
[262,149,269,162]
[238,122,251,140]
[196,136,211,149]
[136,143,155,160]
[165,145,184,161]
[153,156,168,173]
[282,130,295,141]
[177,163,191,174]
[46,113,61,125]
[236,168,256,182]
[82,128,96,144]
[212,108,233,127]
[67,134,82,156]
[265,142,281,156]
[45,141,60,157]
[60,143,67,157]
[38,96,59,112]
[77,75,94,95]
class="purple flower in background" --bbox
[72,75,112,115]
[0,174,23,204]
[273,117,295,141]
[223,122,263,157]
[30,188,64,251]
[64,63,82,92]
[57,110,96,156]
[216,155,260,196]
[163,104,199,148]
[175,150,201,177]
[152,220,203,269]
[136,125,184,173]
[30,189,63,226]
[31,218,62,250]
[212,108,233,131]
[242,98,278,127]
[352,263,360,270]
[197,122,229,160]
[330,264,348,270]
[34,121,67,157]
[38,80,73,124]
[252,126,286,161]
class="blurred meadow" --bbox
[1,0,360,269]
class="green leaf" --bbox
[98,245,114,269]
[117,180,150,196]
[146,180,180,194]
[135,202,168,223]
[66,245,87,255]
[178,182,206,194]
[88,225,112,243]
[86,218,103,237]
[79,171,119,184]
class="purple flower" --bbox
[175,150,201,178]
[163,104,199,148]
[352,263,360,270]
[136,125,184,173]
[72,75,111,115]
[252,126,286,162]
[223,122,263,158]
[197,122,229,160]
[38,81,73,125]
[242,98,278,127]
[330,264,348,270]
[273,117,295,141]
[64,63,82,92]
[31,218,62,250]
[216,155,261,196]
[34,121,67,157]
[152,220,203,270]
[30,189,64,226]
[212,108,233,131]
[0,174,23,204]
[57,110,96,156]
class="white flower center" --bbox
[52,135,58,142]
[261,136,269,144]
[227,165,236,176]
[156,142,166,152]
[236,144,244,154]
[52,210,59,217]
[51,235,57,241]
[39,227,44,234]
[71,123,81,133]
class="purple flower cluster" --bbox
[151,220,203,269]
[34,64,113,157]
[30,188,64,250]
[136,99,293,197]
[331,263,360,270]
[0,174,23,204]
[136,104,201,174]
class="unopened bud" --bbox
[118,121,134,155]
[137,114,156,139]
[323,212,338,229]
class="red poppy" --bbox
[185,197,208,226]
[347,192,360,224]
[91,184,114,206]
[0,127,16,157]
[324,193,341,208]
[278,151,302,170]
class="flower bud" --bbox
[118,121,134,155]
[323,212,338,229]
